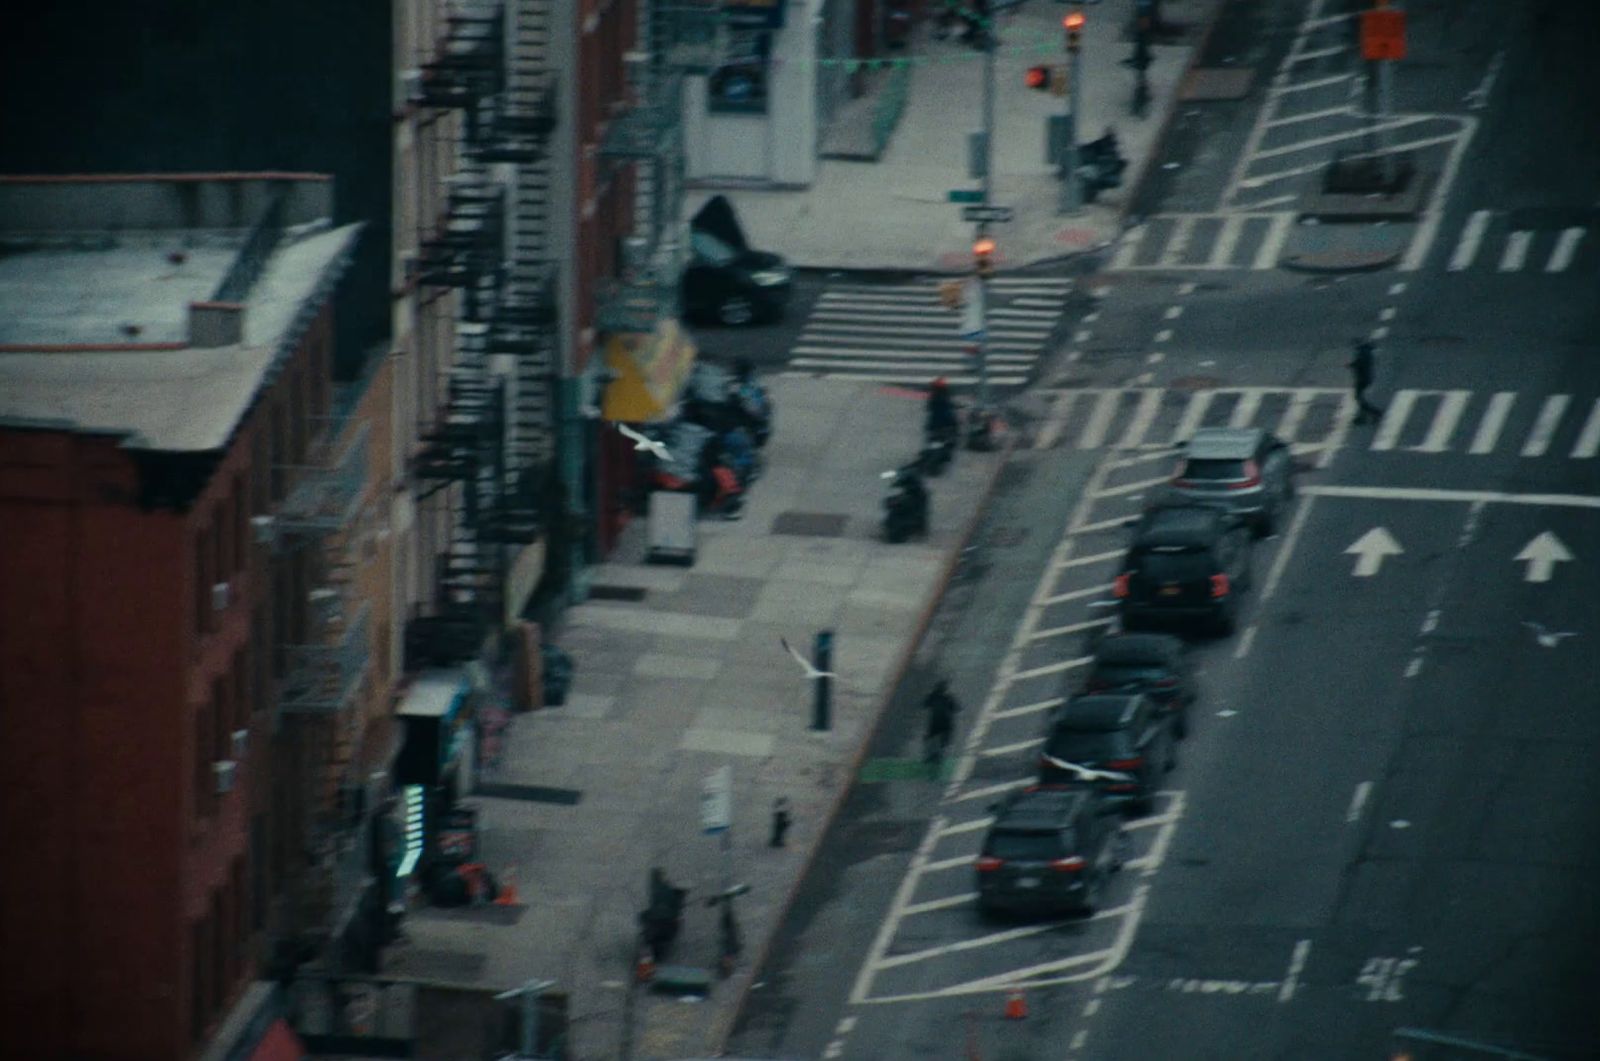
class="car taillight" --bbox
[1226,460,1262,490]
[1049,856,1086,872]
[1153,676,1179,688]
[1112,573,1131,598]
[1106,758,1144,771]
[1210,573,1230,598]
[975,856,1004,872]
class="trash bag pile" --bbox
[637,359,773,521]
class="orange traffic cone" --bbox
[635,950,656,982]
[1004,987,1028,1020]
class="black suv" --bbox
[1083,633,1197,737]
[1038,693,1175,813]
[1114,503,1253,635]
[975,785,1125,917]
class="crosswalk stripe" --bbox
[1116,388,1163,449]
[791,345,1035,363]
[1372,390,1419,450]
[781,370,1026,386]
[1111,224,1147,271]
[1521,394,1570,456]
[1034,390,1080,450]
[1275,389,1314,442]
[1210,215,1246,269]
[1253,213,1294,270]
[1229,390,1263,428]
[1498,231,1532,271]
[808,306,1059,325]
[1171,390,1216,444]
[1158,216,1197,267]
[1572,399,1600,458]
[1468,391,1515,454]
[1013,297,1065,308]
[800,321,1048,340]
[987,277,1072,289]
[1416,390,1470,452]
[1547,228,1585,272]
[815,294,1065,318]
[1078,390,1121,449]
[1448,210,1491,271]
[790,357,1030,374]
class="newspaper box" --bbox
[648,490,697,565]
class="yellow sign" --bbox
[601,318,698,423]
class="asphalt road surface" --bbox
[727,0,1600,1058]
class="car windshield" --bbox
[1045,729,1128,762]
[691,228,740,267]
[1091,663,1165,688]
[1180,458,1249,481]
[987,830,1066,861]
[1137,550,1213,582]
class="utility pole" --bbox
[1059,9,1087,215]
[974,3,997,416]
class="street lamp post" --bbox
[1059,9,1086,215]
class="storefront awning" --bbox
[602,318,698,423]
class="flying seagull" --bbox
[1521,621,1578,649]
[780,637,835,680]
[617,423,670,460]
[1040,753,1133,784]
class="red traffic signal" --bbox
[1063,11,1087,31]
[973,237,997,277]
[1025,65,1050,90]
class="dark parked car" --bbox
[682,195,792,326]
[1114,503,1253,635]
[1169,426,1295,536]
[975,784,1126,917]
[1038,693,1175,813]
[1083,633,1196,737]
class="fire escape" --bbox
[596,1,726,333]
[405,0,560,668]
[273,421,375,953]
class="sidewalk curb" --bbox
[1117,2,1229,224]
[709,429,1019,1055]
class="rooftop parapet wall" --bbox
[0,173,334,236]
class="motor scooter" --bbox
[881,463,930,543]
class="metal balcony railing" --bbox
[276,423,370,538]
[409,0,505,109]
[279,605,372,716]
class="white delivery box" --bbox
[647,490,697,565]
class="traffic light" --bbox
[973,237,996,279]
[1025,65,1050,91]
[1064,10,1086,52]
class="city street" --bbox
[725,0,1600,1058]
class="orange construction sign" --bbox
[1361,3,1406,61]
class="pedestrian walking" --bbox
[923,678,961,762]
[1349,339,1383,424]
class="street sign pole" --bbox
[1060,10,1085,215]
[976,13,997,413]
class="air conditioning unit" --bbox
[231,728,249,760]
[211,581,231,612]
[251,514,277,544]
[213,759,238,795]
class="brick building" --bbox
[0,174,380,1060]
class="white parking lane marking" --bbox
[1468,391,1515,454]
[1546,227,1585,272]
[1030,617,1115,641]
[1041,582,1115,605]
[1095,475,1169,499]
[1571,399,1600,459]
[1498,230,1532,271]
[1058,548,1124,569]
[950,778,1032,805]
[1278,940,1312,1003]
[1346,781,1373,823]
[1261,495,1317,604]
[924,852,977,873]
[876,919,1078,970]
[1233,623,1258,660]
[1010,655,1095,680]
[1448,210,1492,271]
[1074,515,1139,535]
[1157,216,1197,268]
[938,816,994,838]
[1521,394,1570,456]
[978,736,1045,758]
[902,892,978,917]
[991,697,1065,721]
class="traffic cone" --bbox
[635,950,656,982]
[1004,987,1028,1020]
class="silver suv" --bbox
[1168,427,1294,536]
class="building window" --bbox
[708,31,771,114]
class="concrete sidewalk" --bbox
[381,377,1011,1059]
[687,0,1225,272]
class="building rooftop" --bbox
[0,174,362,452]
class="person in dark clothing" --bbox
[1349,340,1382,424]
[924,679,961,761]
[926,377,959,437]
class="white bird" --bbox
[1522,621,1578,649]
[617,422,670,460]
[1040,753,1133,784]
[780,637,835,680]
[579,402,602,419]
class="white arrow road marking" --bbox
[1515,531,1572,583]
[1346,527,1404,577]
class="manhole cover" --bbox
[772,511,849,537]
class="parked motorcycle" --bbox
[882,463,930,543]
[920,420,959,476]
[1077,129,1128,204]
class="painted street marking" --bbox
[1571,399,1600,458]
[1371,390,1420,450]
[1157,215,1197,268]
[1464,49,1505,109]
[1095,475,1169,499]
[1278,940,1312,1003]
[1041,582,1116,604]
[1111,223,1148,271]
[1265,103,1356,128]
[1275,390,1314,443]
[1498,230,1532,271]
[990,697,1063,721]
[1163,305,1184,320]
[1303,484,1600,509]
[1168,978,1281,996]
[1229,389,1264,428]
[1447,210,1491,271]
[1170,388,1216,445]
[1356,955,1419,1002]
[1154,328,1174,343]
[1514,531,1572,583]
[1010,655,1095,680]
[876,919,1079,970]
[1521,394,1570,456]
[836,1016,857,1035]
[1035,389,1081,450]
[1379,306,1397,321]
[1400,116,1480,271]
[1389,282,1407,295]
[1346,781,1373,823]
[1414,390,1469,452]
[1030,617,1115,640]
[1547,227,1585,272]
[937,816,994,838]
[950,778,1032,805]
[1261,495,1316,602]
[902,892,977,917]
[1210,215,1246,267]
[1468,391,1515,454]
[1404,657,1424,678]
[1250,115,1433,163]
[1233,623,1258,660]
[1345,527,1403,577]
[977,736,1045,758]
[1270,72,1355,95]
[1116,388,1164,449]
[782,371,1027,387]
[1058,548,1124,569]
[1078,390,1121,449]
[1253,212,1294,270]
[1074,514,1139,535]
